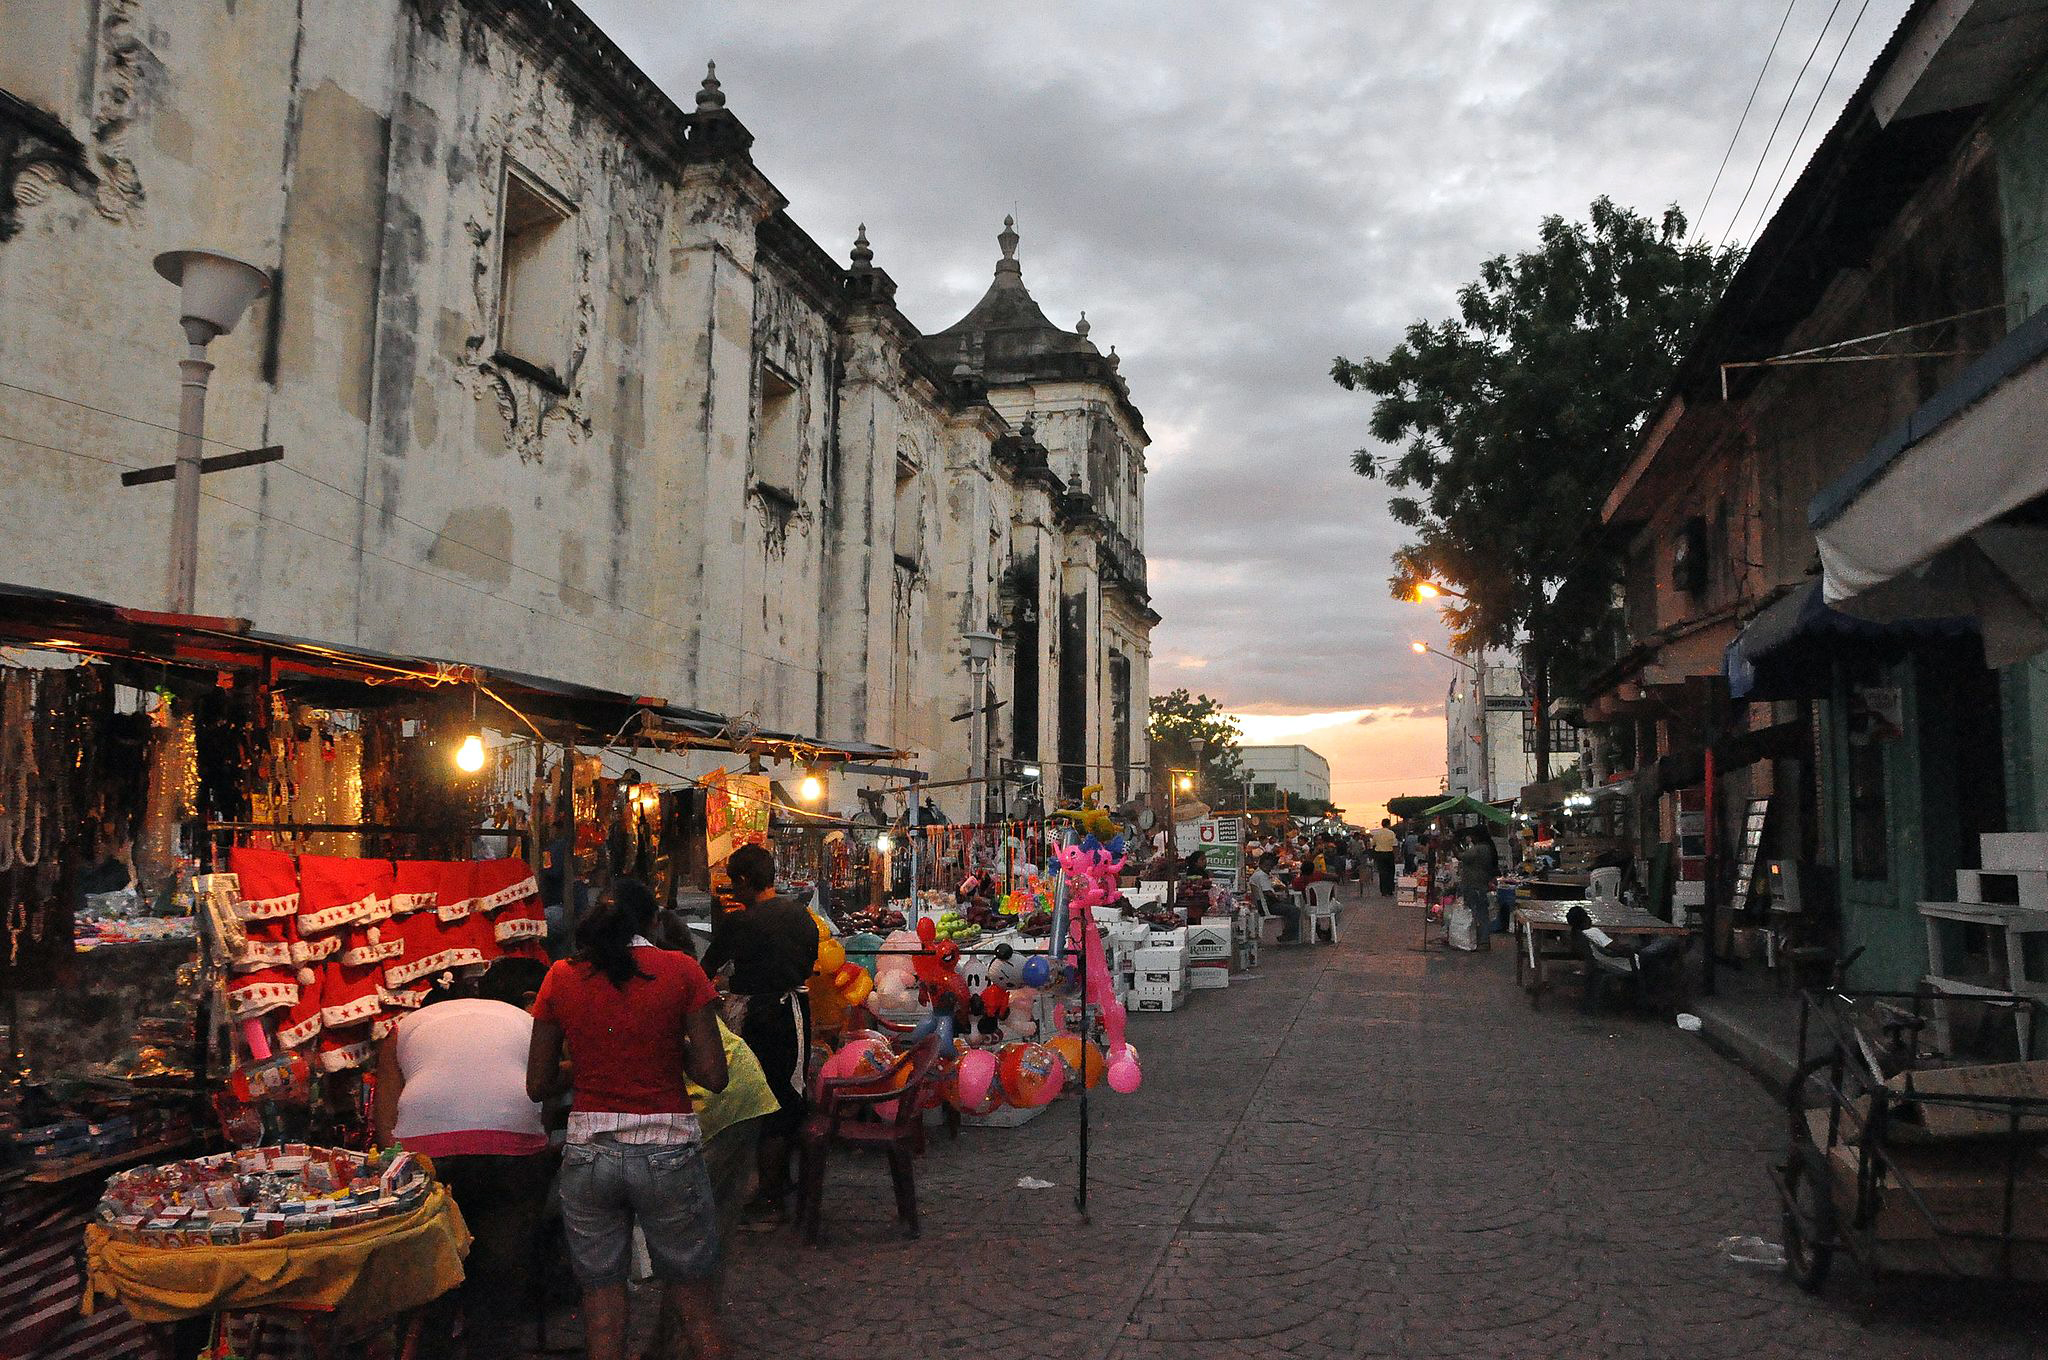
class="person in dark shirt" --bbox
[699,843,818,1226]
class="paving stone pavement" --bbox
[548,884,2048,1357]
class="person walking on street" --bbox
[526,879,730,1360]
[699,842,820,1227]
[1370,819,1399,897]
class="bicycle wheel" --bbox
[1780,1138,1838,1293]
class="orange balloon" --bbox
[816,938,847,975]
[1049,1035,1105,1089]
[997,1041,1062,1108]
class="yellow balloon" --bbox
[811,912,833,940]
[817,938,846,975]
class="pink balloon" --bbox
[822,1038,877,1083]
[1107,1059,1142,1094]
[956,1048,998,1110]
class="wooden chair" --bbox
[795,1034,944,1245]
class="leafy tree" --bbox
[1333,198,1739,778]
[1147,689,1245,800]
[1386,794,1441,822]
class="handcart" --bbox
[1774,986,2048,1292]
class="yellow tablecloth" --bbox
[83,1182,470,1329]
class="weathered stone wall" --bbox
[0,0,1154,809]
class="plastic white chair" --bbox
[1304,881,1340,943]
[1587,866,1622,901]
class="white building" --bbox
[1240,744,1332,805]
[1442,649,1572,803]
[0,1,1156,814]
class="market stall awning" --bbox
[1810,306,2048,667]
[1421,793,1512,826]
[0,582,912,763]
[1723,579,1975,699]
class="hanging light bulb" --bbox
[799,772,824,803]
[876,832,895,853]
[455,732,486,774]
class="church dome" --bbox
[916,216,1099,380]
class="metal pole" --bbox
[167,326,216,613]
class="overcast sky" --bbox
[584,0,1911,811]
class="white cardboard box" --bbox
[1133,943,1189,972]
[1137,964,1187,989]
[1187,922,1232,961]
[1190,961,1229,989]
[1127,982,1183,1013]
[1143,926,1189,951]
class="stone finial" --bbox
[1075,311,1090,339]
[1019,415,1036,441]
[1107,344,1121,371]
[851,223,873,268]
[952,362,973,379]
[996,214,1021,275]
[696,61,725,110]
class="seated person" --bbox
[1565,904,1685,1000]
[1248,853,1305,944]
[1175,857,1213,920]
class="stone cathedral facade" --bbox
[0,0,1156,808]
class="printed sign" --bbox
[1175,815,1243,888]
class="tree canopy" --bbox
[1332,198,1739,773]
[1147,689,1246,798]
[1386,794,1442,822]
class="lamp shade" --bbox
[154,249,271,337]
[962,629,999,664]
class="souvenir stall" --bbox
[0,586,907,1356]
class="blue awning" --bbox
[1724,580,1974,700]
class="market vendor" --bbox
[699,843,820,1228]
[371,956,551,1346]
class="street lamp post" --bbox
[152,250,270,614]
[963,630,999,825]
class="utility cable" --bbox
[1695,0,1802,238]
[1743,0,1877,249]
[1718,0,1848,247]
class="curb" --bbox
[1690,1000,1798,1097]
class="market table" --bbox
[84,1180,470,1358]
[1514,901,1691,1009]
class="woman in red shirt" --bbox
[527,879,729,1360]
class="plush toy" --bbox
[969,984,1010,1041]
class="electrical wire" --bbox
[1695,0,1803,238]
[1717,0,1849,247]
[1743,0,1877,250]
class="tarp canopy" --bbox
[1421,793,1512,826]
[1810,306,2048,667]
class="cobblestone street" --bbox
[708,885,2046,1359]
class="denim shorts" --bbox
[556,1140,720,1286]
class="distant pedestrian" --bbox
[1457,828,1501,949]
[1370,819,1399,896]
[1401,827,1420,875]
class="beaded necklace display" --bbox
[0,670,42,871]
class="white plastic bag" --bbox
[1446,903,1478,952]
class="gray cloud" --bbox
[581,0,1908,732]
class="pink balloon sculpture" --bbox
[1057,842,1140,1093]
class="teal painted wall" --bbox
[1996,65,2048,324]
[2001,655,2048,831]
